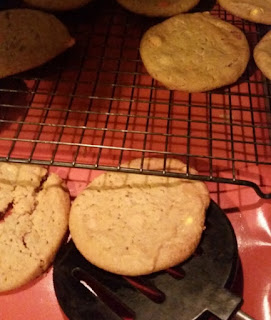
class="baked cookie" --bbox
[23,0,93,11]
[116,0,200,17]
[218,0,271,25]
[0,163,70,292]
[69,158,210,276]
[0,9,74,79]
[140,12,250,92]
[254,30,271,80]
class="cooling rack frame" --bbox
[0,0,270,198]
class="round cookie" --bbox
[0,9,74,79]
[140,12,250,92]
[23,0,93,11]
[69,158,210,276]
[0,163,70,292]
[218,0,271,25]
[254,30,271,80]
[116,0,200,17]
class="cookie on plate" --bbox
[218,0,271,25]
[69,158,210,276]
[140,12,250,92]
[254,30,271,80]
[0,163,70,292]
[116,0,200,17]
[0,9,74,79]
[23,0,93,11]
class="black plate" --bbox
[53,201,241,320]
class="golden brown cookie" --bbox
[0,163,70,292]
[0,9,74,79]
[254,31,271,80]
[140,12,250,92]
[69,158,210,276]
[116,0,200,17]
[218,0,271,25]
[23,0,93,11]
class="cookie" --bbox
[218,0,271,25]
[0,163,70,292]
[140,12,250,92]
[0,9,74,79]
[69,158,210,276]
[254,30,271,80]
[116,0,200,17]
[23,0,93,11]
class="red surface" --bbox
[0,166,270,320]
[0,3,270,319]
[210,178,271,320]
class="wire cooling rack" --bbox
[0,0,270,198]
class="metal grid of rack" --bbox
[0,0,270,198]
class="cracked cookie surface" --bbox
[0,163,70,292]
[140,12,250,92]
[69,158,210,276]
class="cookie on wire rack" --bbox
[116,0,200,17]
[254,30,271,80]
[69,157,210,276]
[217,0,271,25]
[0,163,70,292]
[23,0,94,11]
[0,9,74,79]
[140,12,250,92]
